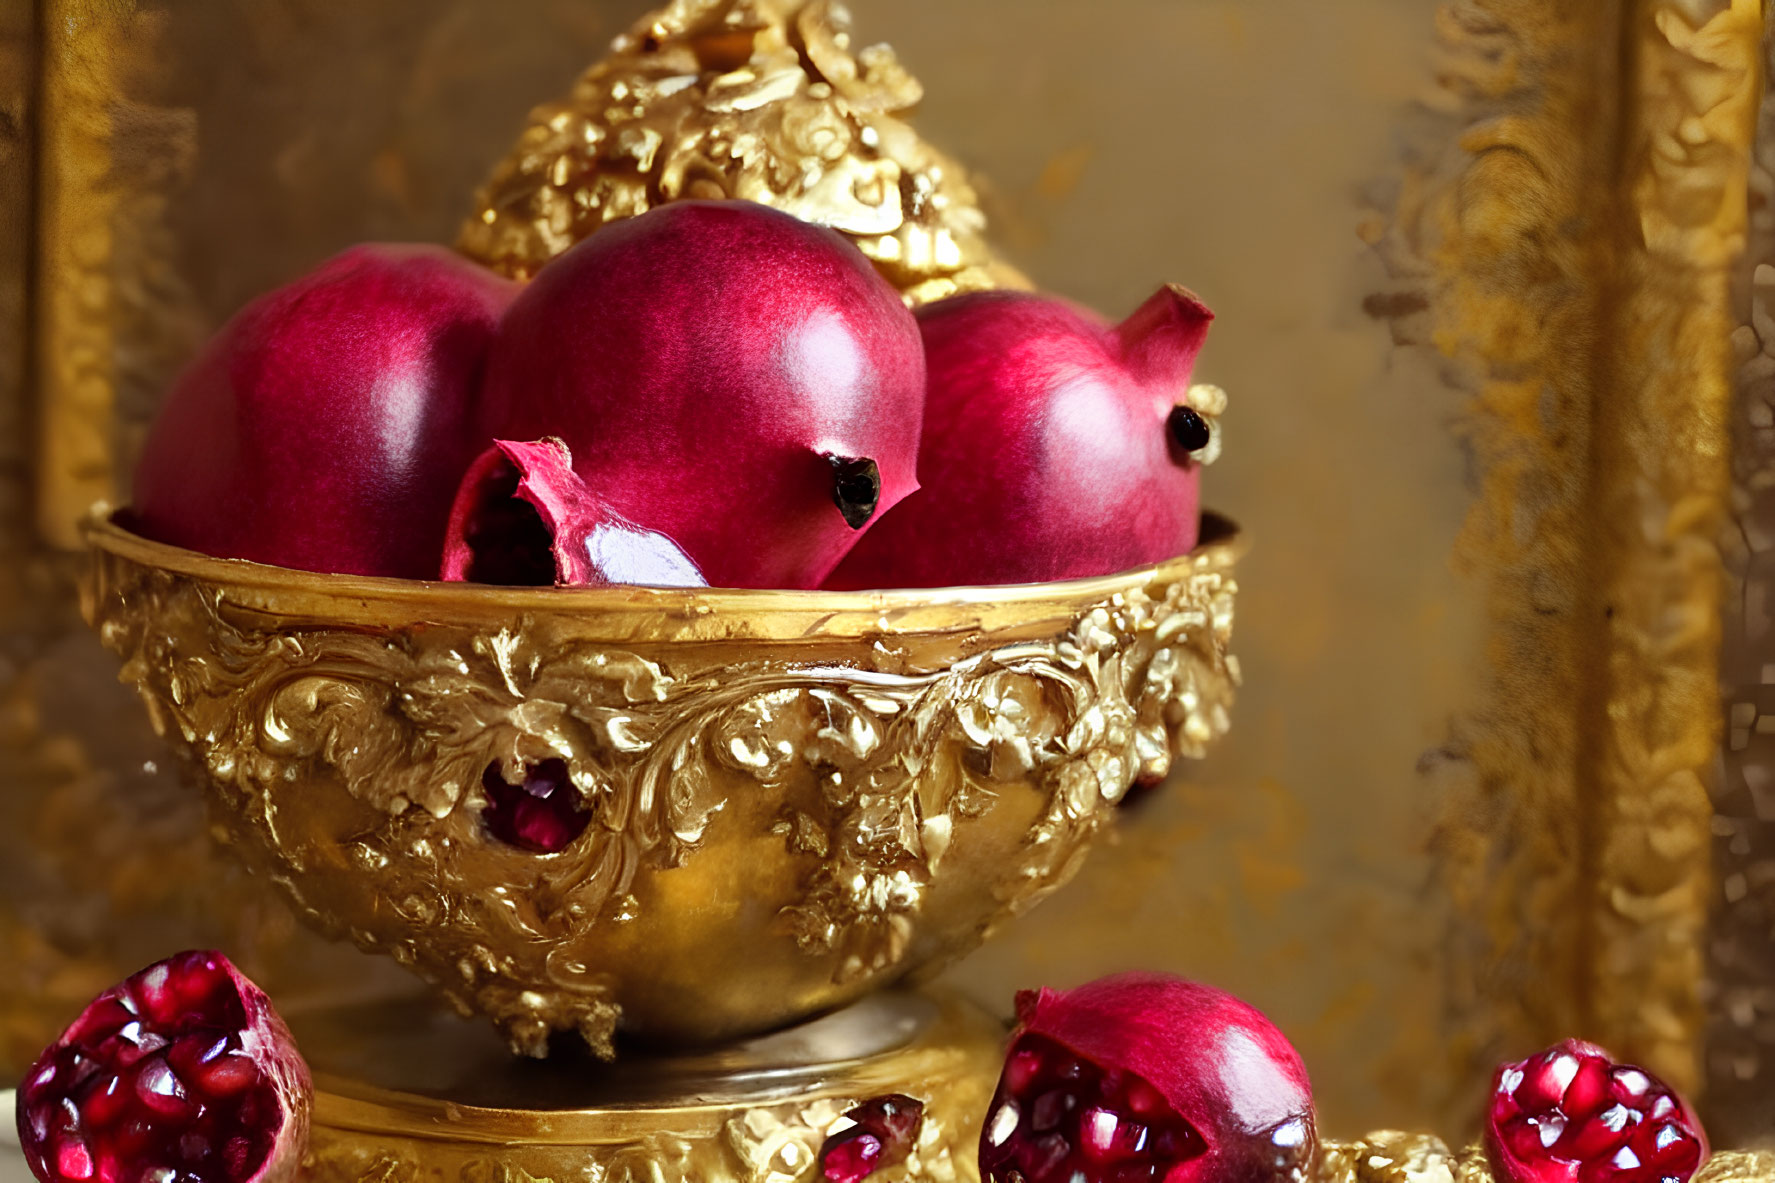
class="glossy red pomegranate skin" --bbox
[1486,1040,1707,1183]
[826,286,1215,589]
[475,200,926,590]
[979,974,1315,1183]
[133,244,517,579]
[441,439,706,588]
[15,950,312,1183]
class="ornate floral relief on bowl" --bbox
[79,509,1243,1058]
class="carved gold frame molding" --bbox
[1369,0,1763,1120]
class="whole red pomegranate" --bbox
[474,200,926,590]
[826,287,1218,589]
[441,439,705,588]
[979,974,1314,1183]
[133,244,516,579]
[15,950,312,1183]
[1486,1039,1707,1183]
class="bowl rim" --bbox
[83,506,1243,640]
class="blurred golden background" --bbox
[1,0,1769,1150]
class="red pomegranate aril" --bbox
[15,951,311,1183]
[1486,1040,1706,1183]
[82,1077,129,1130]
[819,1095,924,1183]
[1564,1058,1609,1118]
[1006,1047,1046,1094]
[134,1061,194,1119]
[981,1033,1205,1183]
[68,1000,136,1047]
[1126,1080,1165,1120]
[196,1056,259,1099]
[55,1142,92,1181]
[1082,1107,1151,1161]
[481,759,593,854]
[822,1132,884,1183]
[982,976,1314,1183]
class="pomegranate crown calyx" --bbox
[1116,283,1214,388]
[1013,987,1050,1027]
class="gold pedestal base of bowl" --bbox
[287,989,1002,1183]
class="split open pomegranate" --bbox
[979,974,1314,1183]
[15,951,311,1183]
[1486,1040,1707,1183]
[440,439,705,588]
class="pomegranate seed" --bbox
[480,759,593,853]
[55,1140,93,1181]
[818,1095,924,1183]
[1006,1047,1046,1094]
[133,1060,193,1118]
[821,1132,883,1183]
[982,1033,1205,1183]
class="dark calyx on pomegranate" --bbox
[15,950,312,1183]
[1486,1039,1707,1183]
[475,200,927,590]
[132,244,516,579]
[980,974,1314,1183]
[820,1094,925,1183]
[441,439,705,588]
[480,758,593,854]
[827,286,1219,590]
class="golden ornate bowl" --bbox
[79,510,1243,1058]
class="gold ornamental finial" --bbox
[457,0,1030,305]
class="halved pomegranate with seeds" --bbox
[15,951,311,1183]
[820,1094,925,1183]
[979,974,1314,1183]
[1486,1039,1708,1183]
[440,439,706,589]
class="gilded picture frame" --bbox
[0,0,1771,1146]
